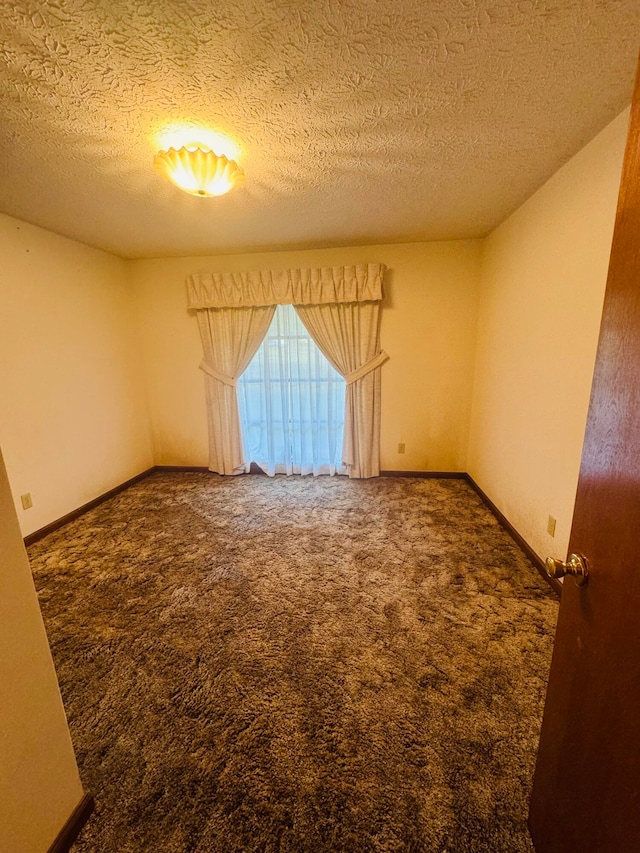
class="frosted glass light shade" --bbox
[154,145,244,197]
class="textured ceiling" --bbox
[0,0,638,259]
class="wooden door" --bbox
[528,59,640,852]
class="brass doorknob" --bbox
[545,553,589,586]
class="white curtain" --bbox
[197,306,275,474]
[295,301,388,478]
[237,305,346,476]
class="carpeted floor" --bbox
[28,473,558,853]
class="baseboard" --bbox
[154,465,266,475]
[464,474,562,597]
[153,465,211,472]
[157,467,467,479]
[159,467,467,479]
[24,468,156,546]
[48,793,94,853]
[380,470,467,478]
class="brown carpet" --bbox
[28,473,558,852]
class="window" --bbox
[237,304,346,476]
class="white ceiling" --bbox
[0,1,638,259]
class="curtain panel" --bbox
[197,306,275,475]
[188,264,388,478]
[294,302,388,478]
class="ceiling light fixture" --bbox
[154,144,244,197]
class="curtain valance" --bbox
[186,264,385,309]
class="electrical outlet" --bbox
[547,515,556,537]
[397,443,406,454]
[21,493,33,510]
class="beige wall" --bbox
[128,240,482,473]
[0,214,154,536]
[0,448,84,851]
[467,110,629,560]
